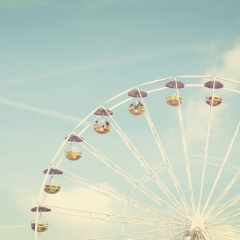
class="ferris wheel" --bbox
[32,76,240,240]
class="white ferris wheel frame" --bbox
[34,75,240,240]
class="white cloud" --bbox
[206,42,240,81]
[172,42,240,146]
[46,185,124,238]
[0,97,81,123]
[183,90,229,144]
[14,184,125,239]
[14,182,240,239]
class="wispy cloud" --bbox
[0,224,29,229]
[185,41,240,141]
[0,97,81,123]
[14,184,124,239]
[206,42,240,81]
[165,41,240,149]
[1,42,206,87]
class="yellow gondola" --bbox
[128,102,145,116]
[93,108,112,134]
[31,221,48,232]
[205,95,222,106]
[65,146,82,160]
[94,121,110,134]
[44,183,61,194]
[166,95,183,106]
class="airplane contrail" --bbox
[0,97,81,123]
[0,42,205,86]
[0,224,29,229]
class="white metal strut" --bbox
[104,107,186,214]
[45,207,187,228]
[136,87,191,215]
[198,78,216,211]
[57,170,184,222]
[173,77,195,215]
[81,229,186,240]
[205,168,240,218]
[202,123,240,216]
[80,139,188,220]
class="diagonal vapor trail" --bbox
[0,224,29,229]
[0,43,206,87]
[0,97,81,123]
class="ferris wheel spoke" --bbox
[208,218,236,228]
[80,139,188,220]
[205,168,240,218]
[135,87,191,215]
[207,220,238,228]
[106,113,185,214]
[208,219,240,228]
[208,194,240,222]
[215,208,240,221]
[161,230,187,240]
[57,169,182,221]
[204,232,217,240]
[208,207,240,226]
[207,228,240,239]
[198,230,213,240]
[202,123,240,216]
[206,230,229,240]
[207,226,240,233]
[207,232,229,240]
[173,77,195,214]
[45,206,187,228]
[81,229,185,240]
[210,220,240,227]
[205,233,218,240]
[198,77,216,211]
[171,77,195,214]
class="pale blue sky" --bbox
[1,1,240,240]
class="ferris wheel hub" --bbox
[187,211,207,231]
[186,210,209,240]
